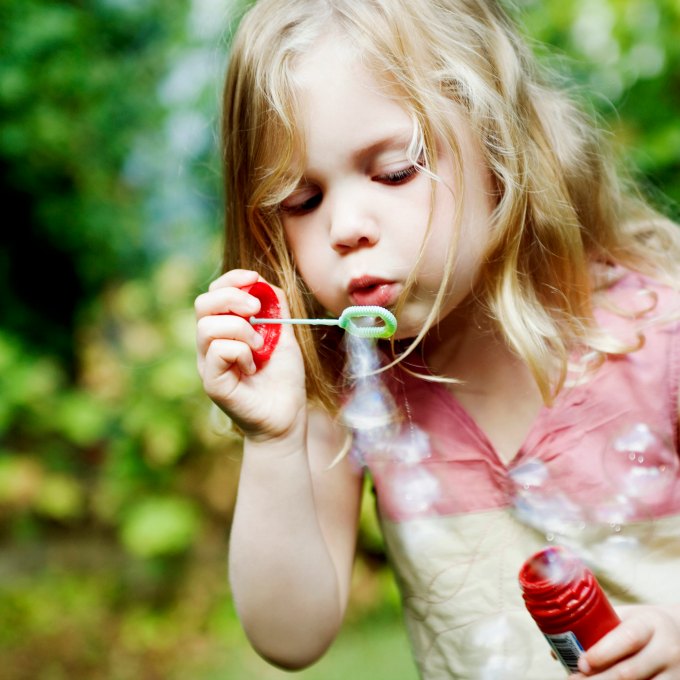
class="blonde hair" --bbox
[221,0,680,409]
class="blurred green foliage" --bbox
[0,0,679,678]
[0,0,188,363]
[518,0,680,209]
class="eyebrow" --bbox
[350,128,416,165]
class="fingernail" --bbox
[252,333,264,349]
[578,656,591,674]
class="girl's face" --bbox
[280,37,494,339]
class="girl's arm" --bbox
[229,408,362,670]
[196,269,363,669]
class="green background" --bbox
[1,0,678,677]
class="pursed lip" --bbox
[347,276,401,307]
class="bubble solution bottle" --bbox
[518,546,621,674]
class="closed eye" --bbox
[373,164,419,185]
[279,189,322,216]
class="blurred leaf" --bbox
[48,392,110,446]
[0,456,43,508]
[143,418,188,467]
[120,496,200,558]
[35,474,84,521]
[148,354,200,400]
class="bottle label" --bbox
[544,631,584,672]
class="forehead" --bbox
[287,36,415,163]
[290,34,399,107]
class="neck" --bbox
[421,299,505,378]
[420,303,546,464]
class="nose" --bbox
[328,192,380,253]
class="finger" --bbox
[208,269,259,292]
[196,314,264,360]
[203,338,258,385]
[580,618,654,673]
[195,286,261,319]
[623,630,680,679]
[578,650,665,680]
[655,670,680,680]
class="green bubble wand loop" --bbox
[249,305,397,339]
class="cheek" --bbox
[285,226,318,272]
[284,228,334,301]
[294,242,328,284]
[418,188,457,265]
[391,180,453,259]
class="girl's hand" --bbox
[569,605,680,679]
[195,269,306,441]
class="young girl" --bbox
[195,0,680,677]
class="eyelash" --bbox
[280,164,420,216]
[375,164,419,185]
[279,192,321,216]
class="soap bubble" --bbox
[388,425,432,463]
[341,335,401,464]
[602,423,679,506]
[521,544,584,586]
[508,459,586,542]
[388,464,441,515]
[362,426,437,516]
[506,426,678,569]
[340,334,440,519]
[399,518,451,555]
[587,492,637,528]
[586,529,643,568]
[465,613,534,679]
[343,331,382,374]
[342,380,400,439]
[508,459,549,490]
[581,491,656,568]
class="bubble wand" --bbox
[249,305,398,339]
[241,281,397,367]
